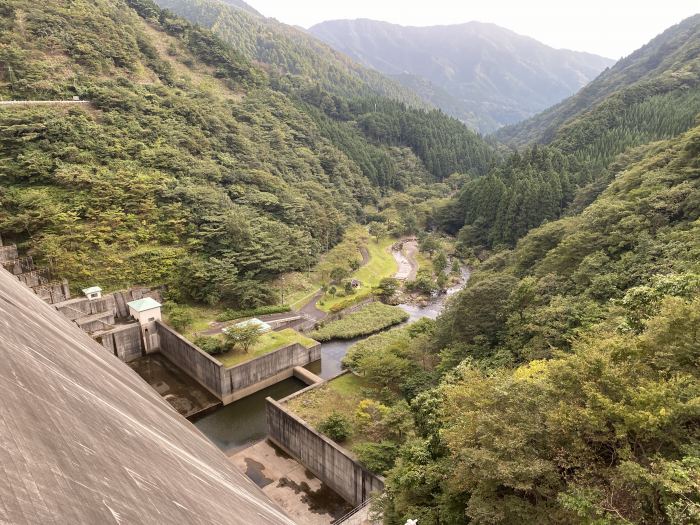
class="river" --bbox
[195,266,470,454]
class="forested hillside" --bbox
[0,0,495,302]
[375,122,700,525]
[438,14,700,253]
[154,0,426,105]
[497,14,700,150]
[309,19,614,132]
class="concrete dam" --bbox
[0,268,295,524]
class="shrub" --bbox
[317,412,351,442]
[216,305,290,322]
[407,270,437,294]
[166,306,194,332]
[223,323,262,353]
[377,277,399,301]
[194,335,226,355]
[353,441,398,474]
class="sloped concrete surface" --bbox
[0,269,295,525]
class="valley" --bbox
[0,1,698,524]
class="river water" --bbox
[195,267,470,453]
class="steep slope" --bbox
[384,120,700,525]
[0,0,496,307]
[154,0,428,105]
[0,266,294,524]
[497,14,700,149]
[436,15,700,252]
[309,19,614,132]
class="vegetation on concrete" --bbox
[309,303,408,341]
[317,412,352,443]
[195,328,316,367]
[286,371,417,474]
[216,305,291,323]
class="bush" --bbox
[353,441,399,474]
[406,270,437,294]
[310,303,409,341]
[317,412,351,442]
[377,277,399,301]
[216,305,290,322]
[193,335,226,355]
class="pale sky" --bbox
[246,0,699,59]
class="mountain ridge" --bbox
[496,13,700,146]
[309,18,614,132]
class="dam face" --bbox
[0,268,295,525]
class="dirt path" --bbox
[392,239,418,281]
[359,246,369,266]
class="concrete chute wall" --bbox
[266,390,385,506]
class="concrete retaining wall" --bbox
[155,321,224,399]
[221,342,321,403]
[98,324,143,362]
[0,245,18,262]
[266,388,384,506]
[156,322,322,404]
[2,256,35,275]
[32,280,70,304]
[15,268,50,288]
[54,288,161,322]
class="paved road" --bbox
[299,290,327,322]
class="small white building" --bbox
[82,286,102,300]
[127,297,162,352]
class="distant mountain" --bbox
[496,14,700,147]
[154,0,429,106]
[309,19,615,132]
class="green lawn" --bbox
[285,372,369,447]
[214,328,318,368]
[163,304,225,339]
[317,237,398,313]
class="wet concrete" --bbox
[245,457,274,488]
[129,353,220,419]
[194,377,306,455]
[231,440,353,525]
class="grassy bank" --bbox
[285,373,369,448]
[212,329,317,368]
[317,236,398,313]
[309,303,408,341]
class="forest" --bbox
[0,0,698,523]
[0,0,493,299]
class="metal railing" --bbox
[332,497,377,525]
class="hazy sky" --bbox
[246,0,698,59]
